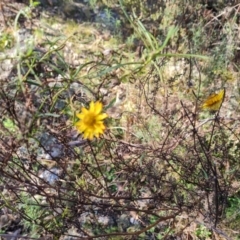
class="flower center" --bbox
[84,113,96,126]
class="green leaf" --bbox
[3,118,17,132]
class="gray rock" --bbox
[94,9,121,32]
[97,215,114,226]
[39,167,62,184]
[39,132,63,159]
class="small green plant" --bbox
[88,0,98,8]
[195,224,211,239]
[0,31,15,50]
[3,118,17,133]
[226,196,240,218]
[19,197,44,237]
[225,195,240,231]
[18,192,66,238]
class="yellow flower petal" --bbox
[89,101,96,112]
[94,101,103,114]
[202,89,225,111]
[96,113,108,121]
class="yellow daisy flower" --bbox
[202,89,225,111]
[75,101,108,140]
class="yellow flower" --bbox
[202,89,225,111]
[75,101,108,140]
